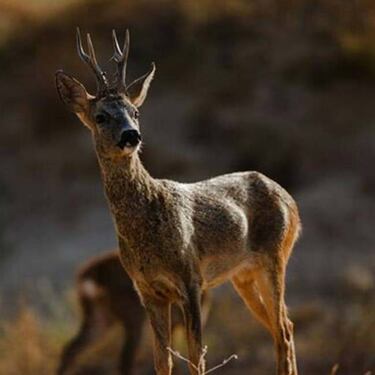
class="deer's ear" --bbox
[55,70,91,114]
[127,63,155,107]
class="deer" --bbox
[57,251,142,375]
[55,28,301,375]
[57,251,211,375]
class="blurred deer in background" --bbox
[58,251,211,375]
[56,28,301,375]
[57,251,142,375]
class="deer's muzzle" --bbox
[117,129,142,149]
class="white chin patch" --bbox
[122,144,140,156]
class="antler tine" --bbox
[112,29,123,61]
[76,27,108,94]
[86,33,101,70]
[76,27,90,63]
[111,29,130,91]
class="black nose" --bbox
[117,130,141,149]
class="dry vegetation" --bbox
[0,282,373,374]
[0,307,61,375]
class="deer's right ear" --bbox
[55,70,91,114]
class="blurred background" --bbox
[0,0,374,374]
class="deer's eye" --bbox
[95,113,106,124]
[134,110,139,119]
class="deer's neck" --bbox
[97,152,160,236]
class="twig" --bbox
[167,347,199,372]
[167,346,238,374]
[205,353,238,374]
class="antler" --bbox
[111,29,130,92]
[76,27,108,95]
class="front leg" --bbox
[144,299,173,375]
[182,288,205,375]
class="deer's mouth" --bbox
[117,139,138,149]
[117,129,142,150]
[123,146,140,157]
[118,142,141,156]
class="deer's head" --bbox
[56,29,155,159]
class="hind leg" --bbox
[232,260,297,375]
[58,297,115,374]
[118,310,146,375]
[232,272,272,333]
[255,260,297,375]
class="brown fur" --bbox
[56,29,301,375]
[58,251,211,375]
[57,251,144,375]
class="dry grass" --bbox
[0,288,373,375]
[0,307,61,375]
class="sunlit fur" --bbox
[56,32,301,375]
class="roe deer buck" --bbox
[58,251,211,375]
[55,28,301,375]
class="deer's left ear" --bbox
[55,70,91,113]
[127,63,155,107]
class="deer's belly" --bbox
[201,252,258,289]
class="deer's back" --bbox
[191,170,299,246]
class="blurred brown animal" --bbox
[57,251,143,375]
[56,28,301,375]
[57,251,211,375]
